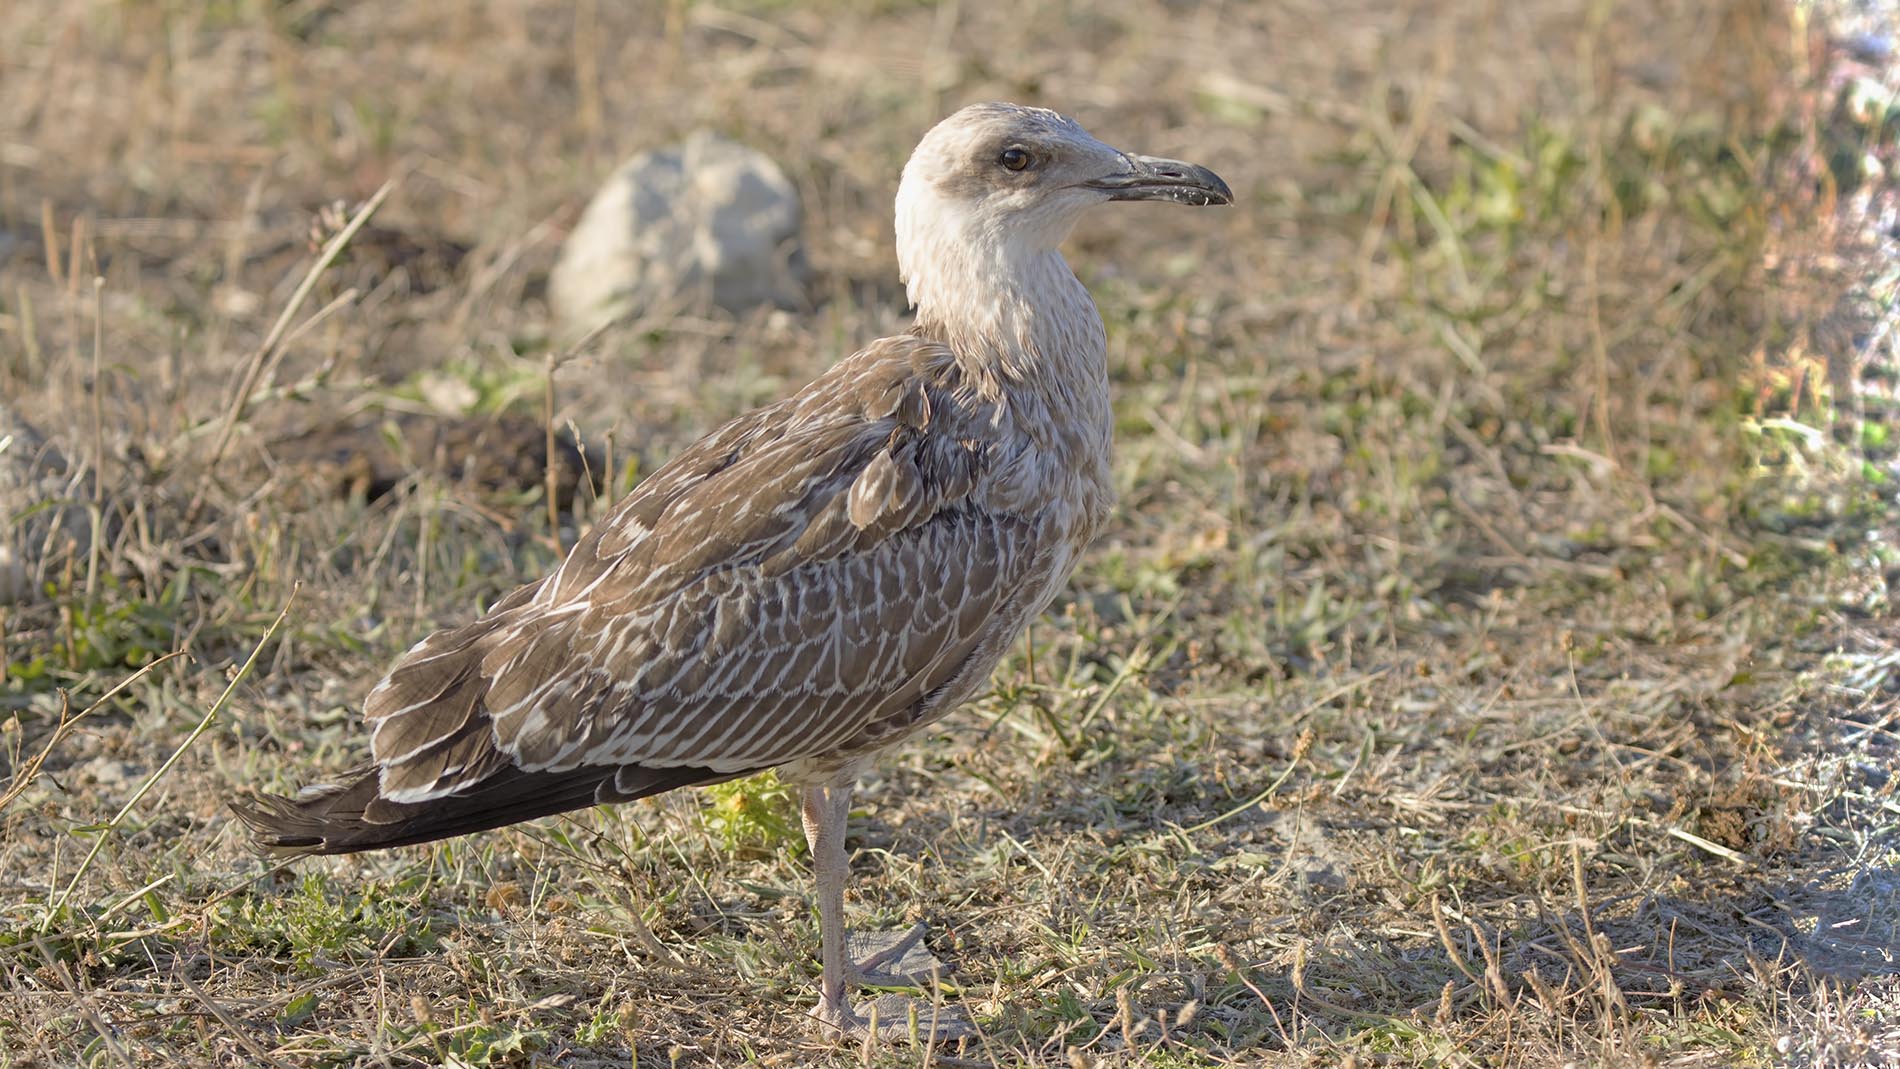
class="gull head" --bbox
[895,103,1231,308]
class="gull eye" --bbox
[998,147,1031,172]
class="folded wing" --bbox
[234,335,1050,853]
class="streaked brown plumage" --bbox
[232,102,1231,1035]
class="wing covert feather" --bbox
[361,334,1051,803]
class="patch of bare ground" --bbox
[2,1,1896,1066]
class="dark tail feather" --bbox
[229,762,735,855]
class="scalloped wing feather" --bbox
[348,333,1045,820]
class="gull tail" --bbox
[228,761,723,855]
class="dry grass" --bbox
[3,0,1897,1066]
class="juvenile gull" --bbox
[231,102,1232,1035]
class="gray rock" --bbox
[0,405,93,605]
[549,131,808,339]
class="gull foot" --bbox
[846,921,939,986]
[848,993,977,1043]
[813,993,976,1044]
[811,924,976,1044]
